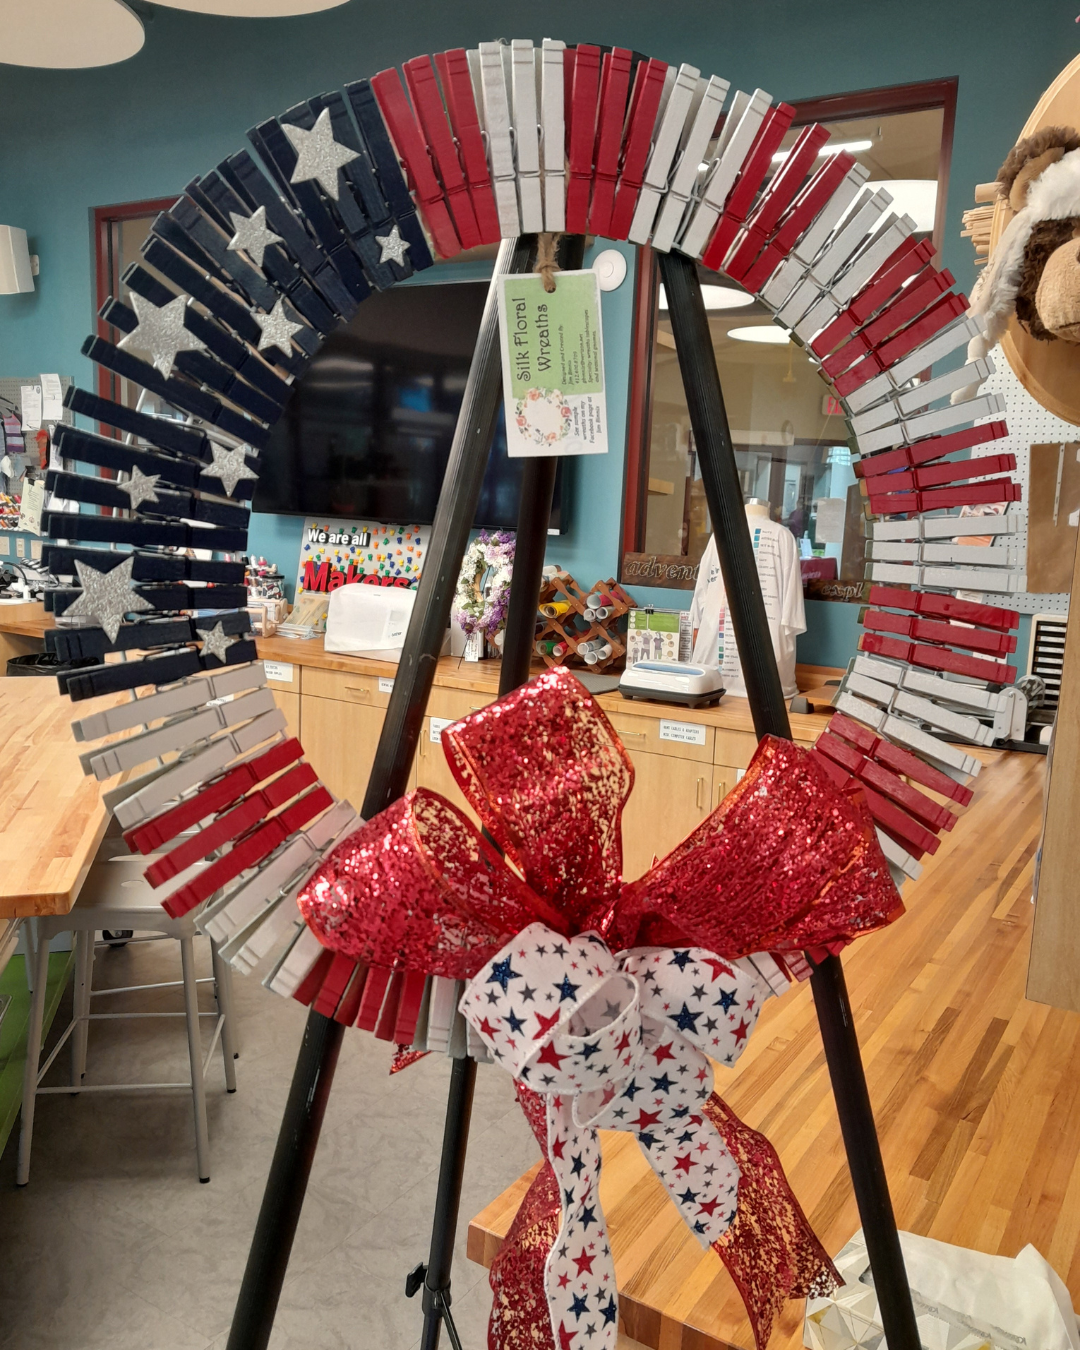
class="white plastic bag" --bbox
[805,1229,1080,1350]
[324,583,416,662]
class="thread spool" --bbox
[539,602,570,619]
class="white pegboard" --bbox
[975,356,1075,615]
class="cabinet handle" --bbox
[696,776,706,810]
[343,686,372,701]
[619,730,648,742]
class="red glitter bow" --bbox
[298,666,903,1349]
[300,666,901,977]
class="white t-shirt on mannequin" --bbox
[689,513,806,698]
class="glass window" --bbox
[623,85,954,605]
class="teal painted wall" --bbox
[0,1,1074,665]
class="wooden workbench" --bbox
[0,679,117,918]
[467,749,1059,1350]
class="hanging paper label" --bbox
[16,479,44,536]
[498,270,608,458]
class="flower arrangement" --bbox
[513,387,573,447]
[453,530,515,638]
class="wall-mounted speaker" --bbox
[0,226,35,294]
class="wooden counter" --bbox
[0,680,120,918]
[468,750,1059,1350]
[254,633,837,729]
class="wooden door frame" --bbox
[91,196,177,414]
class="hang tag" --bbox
[19,386,41,431]
[40,374,63,422]
[17,478,45,536]
[498,269,608,457]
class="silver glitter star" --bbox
[197,622,237,664]
[66,555,152,643]
[115,465,161,511]
[376,225,410,267]
[207,441,259,497]
[285,108,359,202]
[227,205,283,270]
[254,298,304,357]
[117,293,205,378]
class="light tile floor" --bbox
[0,935,544,1350]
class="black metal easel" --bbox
[657,249,920,1350]
[229,237,919,1350]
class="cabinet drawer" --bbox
[425,686,493,724]
[301,666,394,707]
[604,708,713,762]
[713,729,759,770]
[261,657,300,694]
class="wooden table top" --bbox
[0,679,116,918]
[0,600,53,638]
[468,749,1058,1350]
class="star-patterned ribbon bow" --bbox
[462,923,789,1350]
[299,666,902,1349]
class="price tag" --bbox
[659,718,707,746]
[263,660,295,683]
[378,677,395,694]
[430,716,454,743]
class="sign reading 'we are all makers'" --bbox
[497,270,608,458]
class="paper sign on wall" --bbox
[498,270,608,457]
[295,518,429,597]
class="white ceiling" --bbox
[3,0,144,69]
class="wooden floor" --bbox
[468,749,1069,1350]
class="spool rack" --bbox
[534,570,634,673]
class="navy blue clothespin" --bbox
[220,151,360,322]
[344,78,434,274]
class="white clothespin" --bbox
[678,88,770,259]
[474,42,521,238]
[650,74,731,253]
[539,39,566,231]
[627,63,701,245]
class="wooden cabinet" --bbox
[415,715,481,828]
[621,750,713,880]
[300,693,413,811]
[271,689,301,742]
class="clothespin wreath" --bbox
[299,667,903,1350]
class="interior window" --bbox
[624,89,952,603]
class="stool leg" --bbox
[211,939,238,1092]
[17,931,53,1186]
[180,936,211,1183]
[70,930,94,1089]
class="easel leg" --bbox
[657,249,920,1350]
[227,235,535,1350]
[412,232,585,1350]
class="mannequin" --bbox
[690,500,806,698]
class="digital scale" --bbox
[619,661,725,708]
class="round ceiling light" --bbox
[658,283,753,311]
[149,0,350,13]
[870,179,938,233]
[726,325,791,344]
[3,0,144,68]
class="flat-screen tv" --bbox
[253,279,565,531]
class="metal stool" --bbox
[16,839,237,1185]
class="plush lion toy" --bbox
[956,126,1080,400]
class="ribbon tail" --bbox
[705,1094,840,1350]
